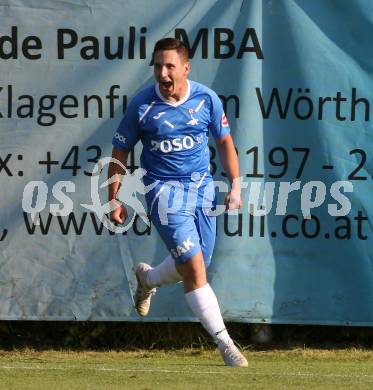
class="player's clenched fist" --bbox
[110,202,128,224]
[224,190,242,210]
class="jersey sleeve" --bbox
[112,97,140,151]
[209,91,231,139]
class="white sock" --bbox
[145,255,182,288]
[185,283,232,345]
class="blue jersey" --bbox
[112,80,230,179]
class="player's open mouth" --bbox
[160,81,173,90]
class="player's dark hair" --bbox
[152,38,189,62]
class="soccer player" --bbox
[109,38,248,367]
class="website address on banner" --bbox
[21,209,368,240]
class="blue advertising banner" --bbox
[0,0,372,325]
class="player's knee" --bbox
[175,251,205,280]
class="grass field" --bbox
[1,348,373,389]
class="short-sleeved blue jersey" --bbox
[112,80,230,179]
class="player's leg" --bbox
[137,254,182,290]
[176,250,229,343]
[175,209,247,367]
[136,202,191,291]
[135,254,183,316]
[176,251,247,367]
[145,254,182,286]
[135,250,185,316]
[176,251,248,367]
[134,182,192,316]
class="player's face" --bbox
[153,49,190,100]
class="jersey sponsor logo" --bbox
[153,111,166,120]
[170,237,195,258]
[221,113,229,127]
[150,135,195,153]
[114,132,126,144]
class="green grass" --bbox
[1,348,373,389]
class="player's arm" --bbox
[108,147,129,224]
[109,93,141,223]
[215,134,242,210]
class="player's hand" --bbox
[110,202,128,224]
[224,190,242,211]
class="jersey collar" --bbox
[155,80,191,107]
